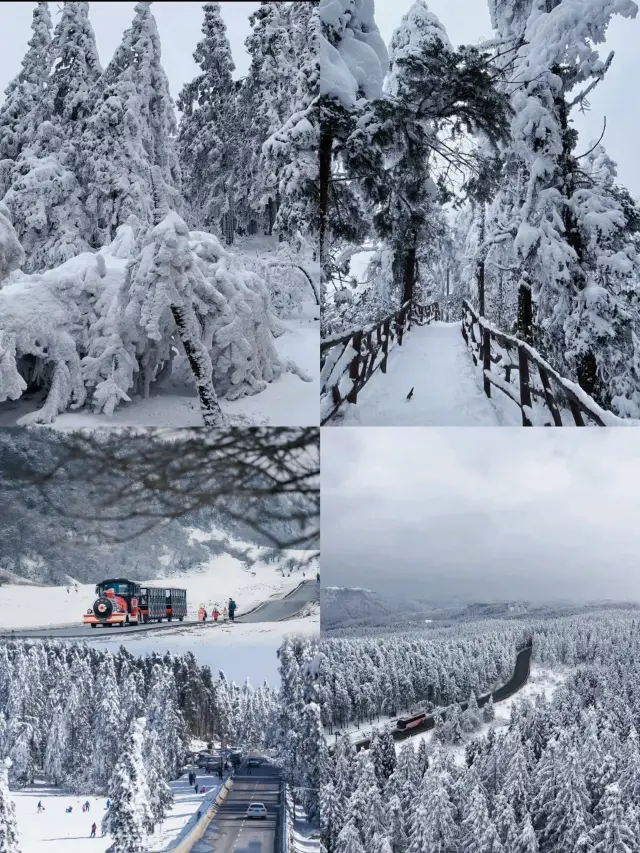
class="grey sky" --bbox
[322,428,640,605]
[0,1,260,106]
[375,0,640,196]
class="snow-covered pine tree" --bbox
[81,1,181,248]
[0,2,52,163]
[144,729,173,830]
[105,716,153,853]
[176,3,236,236]
[486,0,640,410]
[0,759,20,853]
[45,1,102,126]
[262,2,320,242]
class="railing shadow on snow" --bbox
[320,300,441,424]
[461,300,617,427]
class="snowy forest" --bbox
[320,0,640,420]
[317,609,640,853]
[0,637,320,852]
[0,1,319,427]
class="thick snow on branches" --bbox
[318,608,640,853]
[0,2,317,426]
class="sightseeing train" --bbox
[83,578,188,628]
[396,711,428,731]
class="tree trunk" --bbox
[319,123,333,272]
[401,244,417,306]
[170,305,228,428]
[517,275,533,344]
[476,204,486,317]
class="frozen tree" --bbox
[177,3,236,235]
[0,2,52,161]
[590,783,637,853]
[81,2,181,247]
[0,206,24,283]
[0,759,20,853]
[105,717,153,852]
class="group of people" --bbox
[198,598,236,623]
[40,797,110,839]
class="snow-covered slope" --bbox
[0,549,313,630]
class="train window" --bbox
[98,581,134,596]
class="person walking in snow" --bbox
[37,801,44,813]
[202,609,207,622]
[198,606,205,622]
[84,800,90,812]
[228,599,236,622]
[90,823,96,838]
[105,800,111,810]
[212,607,220,622]
[195,784,199,794]
[316,572,320,584]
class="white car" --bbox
[246,803,268,820]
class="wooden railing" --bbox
[461,300,611,426]
[320,300,440,425]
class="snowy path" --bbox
[339,322,512,426]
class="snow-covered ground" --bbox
[0,549,308,630]
[0,298,319,429]
[0,230,319,429]
[338,322,513,426]
[92,611,319,685]
[405,666,569,763]
[12,767,225,853]
[293,802,320,853]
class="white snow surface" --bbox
[338,321,511,426]
[12,768,225,853]
[0,548,310,630]
[92,612,319,686]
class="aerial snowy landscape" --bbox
[320,0,640,426]
[320,425,640,851]
[0,0,319,428]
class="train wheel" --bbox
[179,617,184,622]
[168,616,173,622]
[90,624,96,629]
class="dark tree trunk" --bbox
[401,244,417,306]
[319,124,333,271]
[476,205,486,317]
[170,305,227,427]
[517,275,533,344]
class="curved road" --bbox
[238,579,319,623]
[192,762,281,853]
[354,642,533,750]
[0,580,318,640]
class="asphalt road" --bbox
[238,579,319,623]
[0,580,318,640]
[193,762,281,853]
[354,642,533,750]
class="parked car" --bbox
[246,803,267,820]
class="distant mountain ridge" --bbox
[321,587,640,633]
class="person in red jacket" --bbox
[212,607,220,622]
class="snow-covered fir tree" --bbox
[0,759,20,853]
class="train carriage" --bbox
[83,578,187,628]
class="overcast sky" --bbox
[375,0,640,196]
[0,1,260,106]
[322,428,640,605]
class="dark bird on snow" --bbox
[406,387,414,401]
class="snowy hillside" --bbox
[0,548,314,630]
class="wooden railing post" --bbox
[518,345,533,426]
[381,319,390,373]
[482,328,491,398]
[346,331,362,404]
[397,309,406,346]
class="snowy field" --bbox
[293,802,320,853]
[0,548,308,630]
[92,611,319,685]
[12,768,224,853]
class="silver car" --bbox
[246,802,268,820]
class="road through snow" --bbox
[340,322,509,427]
[0,580,318,640]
